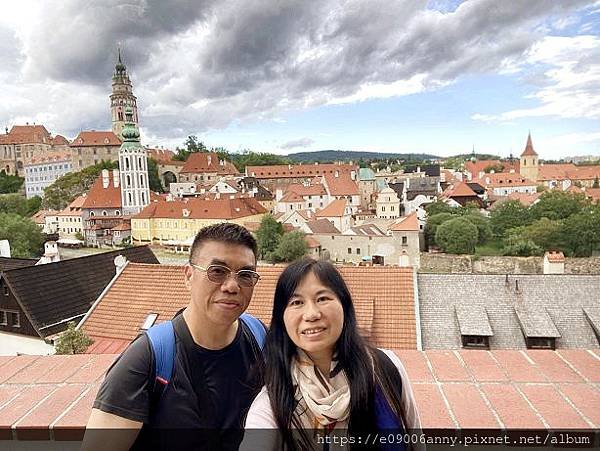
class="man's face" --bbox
[184,240,257,327]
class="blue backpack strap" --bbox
[146,320,176,385]
[240,313,266,349]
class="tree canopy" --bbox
[0,194,41,217]
[435,217,479,254]
[42,160,118,211]
[275,231,308,262]
[0,213,45,258]
[255,214,284,262]
[0,171,24,193]
[54,322,94,354]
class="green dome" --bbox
[121,107,139,141]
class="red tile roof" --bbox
[180,152,238,175]
[545,250,565,262]
[538,163,577,181]
[585,188,600,202]
[246,163,358,179]
[279,191,305,203]
[81,263,417,350]
[1,349,598,436]
[304,218,341,234]
[70,131,121,147]
[57,195,87,216]
[323,173,360,195]
[443,181,478,198]
[477,173,537,187]
[287,182,328,196]
[51,135,69,146]
[389,212,420,232]
[505,191,540,206]
[4,125,51,144]
[133,196,267,220]
[315,198,348,217]
[521,133,538,157]
[464,159,520,178]
[25,150,72,165]
[81,171,122,209]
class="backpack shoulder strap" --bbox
[146,320,176,385]
[240,313,267,349]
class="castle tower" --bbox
[119,106,149,216]
[110,48,139,140]
[519,132,539,182]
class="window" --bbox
[4,285,8,296]
[356,248,360,255]
[0,310,7,325]
[526,337,555,350]
[10,311,20,328]
[461,335,489,349]
[348,247,352,254]
[402,236,408,245]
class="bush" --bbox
[275,231,308,262]
[502,239,543,257]
[462,213,492,244]
[435,217,479,254]
[425,213,455,247]
[54,322,94,354]
[0,213,45,257]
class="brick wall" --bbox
[420,254,600,274]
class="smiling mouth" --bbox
[302,327,326,335]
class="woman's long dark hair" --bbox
[264,258,379,450]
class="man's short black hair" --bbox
[190,223,258,262]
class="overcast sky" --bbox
[1,0,599,159]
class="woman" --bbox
[243,258,421,450]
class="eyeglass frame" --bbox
[188,262,261,287]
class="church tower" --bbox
[519,132,539,182]
[119,106,149,216]
[110,48,139,140]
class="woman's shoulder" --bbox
[245,387,278,429]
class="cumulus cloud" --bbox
[0,0,594,141]
[472,35,600,122]
[280,137,315,149]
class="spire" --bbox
[521,132,538,157]
[114,46,126,75]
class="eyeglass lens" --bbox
[206,265,259,287]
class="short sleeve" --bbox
[380,349,422,431]
[93,334,154,423]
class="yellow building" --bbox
[132,196,267,244]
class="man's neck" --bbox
[182,306,239,350]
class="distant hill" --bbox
[287,150,440,162]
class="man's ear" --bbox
[183,265,193,290]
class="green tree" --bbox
[0,194,40,217]
[502,238,543,257]
[462,213,492,244]
[275,231,308,262]
[255,214,284,261]
[54,322,94,354]
[536,184,547,193]
[507,217,566,253]
[529,190,588,221]
[147,158,165,193]
[489,200,532,238]
[593,177,599,189]
[425,212,455,247]
[0,171,24,193]
[435,217,479,254]
[42,160,118,211]
[0,213,45,257]
[173,135,207,161]
[484,163,504,173]
[425,201,455,217]
[562,206,600,256]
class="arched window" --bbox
[141,192,146,203]
[128,193,132,203]
[102,210,107,216]
[125,157,130,171]
[90,212,95,217]
[140,175,144,187]
[127,175,131,186]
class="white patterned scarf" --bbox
[291,350,351,429]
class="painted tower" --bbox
[110,48,138,140]
[519,132,539,182]
[119,106,149,215]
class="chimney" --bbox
[114,255,128,273]
[335,170,339,178]
[113,169,119,188]
[207,155,212,166]
[515,280,520,293]
[215,192,220,199]
[351,170,356,181]
[220,159,224,166]
[543,251,565,274]
[102,169,110,188]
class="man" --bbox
[82,223,265,450]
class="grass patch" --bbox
[475,239,505,256]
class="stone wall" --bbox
[420,254,600,274]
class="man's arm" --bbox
[80,408,143,451]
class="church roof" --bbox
[70,131,122,147]
[521,133,538,157]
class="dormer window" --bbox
[462,335,490,349]
[526,337,555,350]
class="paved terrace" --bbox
[0,349,598,442]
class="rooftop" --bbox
[70,131,121,147]
[0,348,597,438]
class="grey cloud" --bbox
[280,137,315,149]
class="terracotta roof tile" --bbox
[538,163,577,181]
[477,172,537,187]
[305,218,341,234]
[545,250,565,262]
[315,199,348,217]
[25,150,72,165]
[389,212,420,232]
[81,171,122,209]
[81,263,417,350]
[443,181,478,198]
[246,163,358,179]
[146,148,175,163]
[323,173,360,195]
[133,197,267,220]
[1,349,598,435]
[464,159,520,178]
[506,191,540,206]
[521,133,538,157]
[180,152,238,175]
[5,125,51,144]
[70,131,121,147]
[287,183,328,196]
[279,191,305,203]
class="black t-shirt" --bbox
[93,313,263,450]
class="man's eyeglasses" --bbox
[189,263,261,287]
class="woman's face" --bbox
[283,271,345,363]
